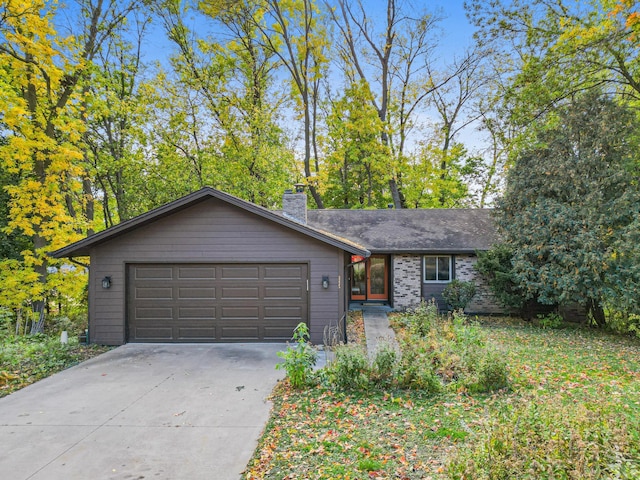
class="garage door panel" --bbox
[221,266,260,280]
[263,326,300,340]
[221,286,259,300]
[135,287,173,300]
[220,325,260,340]
[128,263,308,343]
[134,266,173,280]
[221,305,259,319]
[177,266,216,280]
[178,306,216,319]
[135,307,173,319]
[263,265,304,279]
[178,287,216,300]
[264,286,304,300]
[177,327,216,340]
[264,305,303,319]
[133,327,173,341]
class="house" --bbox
[51,187,502,345]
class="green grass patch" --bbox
[246,318,640,479]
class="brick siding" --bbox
[455,254,505,314]
[392,254,422,310]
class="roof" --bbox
[305,208,498,254]
[50,188,370,258]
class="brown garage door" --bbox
[127,263,308,342]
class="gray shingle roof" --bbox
[305,208,498,253]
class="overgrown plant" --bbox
[537,311,563,329]
[326,343,370,390]
[447,396,639,479]
[442,279,477,310]
[371,340,398,385]
[276,323,317,389]
[397,308,509,393]
[396,300,439,336]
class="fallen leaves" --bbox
[245,321,640,479]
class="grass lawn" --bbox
[245,317,640,479]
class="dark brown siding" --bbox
[89,198,343,345]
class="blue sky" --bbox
[142,0,477,63]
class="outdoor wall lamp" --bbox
[102,276,112,289]
[322,276,330,289]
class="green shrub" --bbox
[466,348,509,393]
[276,323,317,389]
[536,311,563,329]
[442,280,477,310]
[400,300,438,336]
[371,340,397,385]
[396,337,441,393]
[605,308,640,338]
[328,343,370,390]
[447,397,639,480]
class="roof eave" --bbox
[368,248,487,255]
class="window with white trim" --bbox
[423,255,452,282]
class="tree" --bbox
[401,136,472,208]
[467,0,640,124]
[0,0,141,321]
[496,92,640,325]
[321,81,392,208]
[154,0,293,208]
[85,12,152,227]
[328,0,442,208]
[258,0,329,208]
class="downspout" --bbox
[70,258,90,343]
[343,255,368,343]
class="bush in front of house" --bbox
[318,304,509,394]
[398,307,509,394]
[325,343,371,390]
[442,279,477,310]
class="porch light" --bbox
[294,182,305,193]
[102,276,112,289]
[322,276,330,289]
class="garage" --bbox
[51,188,369,345]
[127,263,308,342]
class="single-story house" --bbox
[51,187,502,345]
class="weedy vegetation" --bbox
[248,304,640,479]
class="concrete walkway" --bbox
[361,305,398,357]
[0,343,286,480]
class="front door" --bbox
[350,255,389,302]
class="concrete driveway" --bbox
[0,343,287,480]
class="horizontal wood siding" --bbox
[89,198,343,345]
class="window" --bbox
[423,255,452,282]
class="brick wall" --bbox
[391,253,506,314]
[392,254,422,310]
[455,254,505,314]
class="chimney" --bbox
[282,184,307,224]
